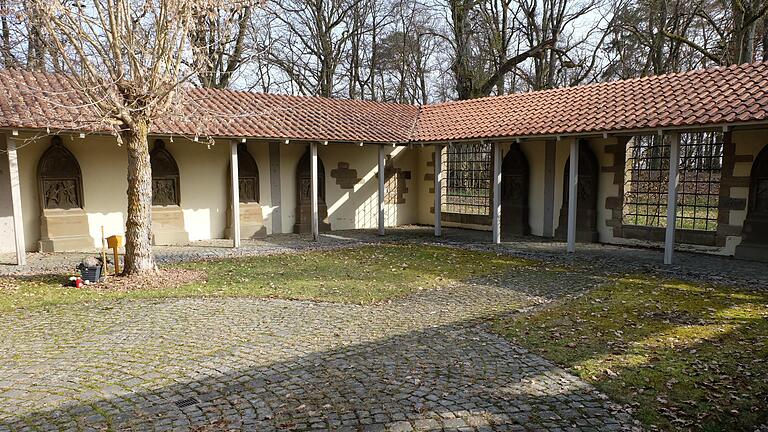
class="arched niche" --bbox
[37,136,84,210]
[555,140,599,242]
[294,149,331,234]
[236,143,260,203]
[150,139,180,207]
[501,142,530,237]
[37,135,93,252]
[735,143,768,261]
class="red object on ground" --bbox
[74,278,83,288]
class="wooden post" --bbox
[378,144,385,236]
[492,142,502,244]
[434,144,442,237]
[664,132,681,265]
[230,141,241,248]
[7,137,25,266]
[101,226,108,275]
[310,142,319,241]
[567,139,579,253]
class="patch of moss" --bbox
[494,275,768,431]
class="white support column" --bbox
[434,144,442,237]
[664,132,681,265]
[7,137,26,265]
[378,144,385,236]
[566,139,579,253]
[230,141,241,248]
[492,142,502,244]
[310,142,319,241]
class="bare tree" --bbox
[662,0,768,65]
[27,0,252,274]
[189,4,254,88]
[447,0,555,99]
[266,0,361,97]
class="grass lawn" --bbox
[0,244,527,311]
[494,275,768,431]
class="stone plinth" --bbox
[151,206,189,245]
[735,214,768,262]
[225,202,267,240]
[39,208,94,252]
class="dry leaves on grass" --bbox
[94,268,206,292]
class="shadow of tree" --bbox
[0,314,635,431]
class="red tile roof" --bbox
[0,69,419,143]
[1,62,767,144]
[414,62,768,141]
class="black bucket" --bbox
[79,265,102,283]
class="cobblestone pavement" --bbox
[0,266,639,431]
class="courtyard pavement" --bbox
[0,239,640,431]
[2,227,765,431]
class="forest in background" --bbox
[3,0,767,104]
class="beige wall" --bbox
[271,143,419,233]
[7,133,232,251]
[0,134,424,252]
[0,139,13,253]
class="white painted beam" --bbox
[230,141,241,248]
[7,137,25,265]
[664,132,681,265]
[310,142,319,241]
[566,139,579,253]
[492,142,502,244]
[434,144,442,237]
[378,144,385,236]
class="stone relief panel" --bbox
[37,136,83,210]
[150,140,180,206]
[236,144,260,203]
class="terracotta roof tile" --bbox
[414,62,768,141]
[0,62,767,144]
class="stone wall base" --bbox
[151,206,189,245]
[39,209,93,252]
[225,202,267,240]
[734,243,768,262]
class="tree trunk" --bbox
[123,119,156,274]
[763,16,768,61]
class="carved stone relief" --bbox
[294,149,330,233]
[37,136,83,210]
[555,140,599,242]
[150,140,180,206]
[236,143,260,203]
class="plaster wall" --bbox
[0,140,13,253]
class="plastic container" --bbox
[79,265,102,283]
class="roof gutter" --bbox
[4,118,768,146]
[411,120,768,145]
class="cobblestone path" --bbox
[0,267,638,431]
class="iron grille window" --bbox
[623,132,723,231]
[677,132,722,231]
[441,143,492,216]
